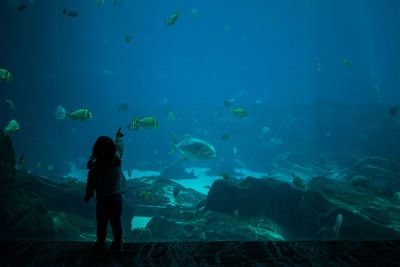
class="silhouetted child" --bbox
[84,128,126,252]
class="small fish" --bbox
[223,26,232,31]
[230,108,248,118]
[154,149,158,156]
[17,4,27,12]
[233,147,237,157]
[94,0,105,7]
[63,9,78,18]
[103,70,115,75]
[4,99,15,109]
[125,34,132,42]
[127,116,159,131]
[163,98,168,105]
[19,153,24,168]
[390,107,398,117]
[4,120,20,135]
[111,0,123,8]
[36,162,41,168]
[333,213,343,240]
[221,134,229,140]
[270,16,276,22]
[234,209,239,217]
[164,10,181,26]
[224,98,235,106]
[167,111,176,120]
[0,69,13,82]
[220,173,229,180]
[48,164,54,171]
[118,104,129,112]
[315,62,321,72]
[190,9,198,18]
[341,58,351,70]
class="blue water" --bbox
[1,0,399,179]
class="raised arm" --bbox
[115,127,124,159]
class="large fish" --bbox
[169,131,216,160]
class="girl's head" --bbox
[87,136,120,168]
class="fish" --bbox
[167,111,176,120]
[4,120,20,135]
[270,16,276,22]
[0,69,13,82]
[333,213,343,239]
[127,116,159,131]
[164,10,181,26]
[48,164,54,171]
[233,147,237,157]
[223,26,232,31]
[19,153,24,168]
[62,109,93,122]
[224,98,235,106]
[190,9,198,18]
[4,99,15,109]
[118,104,129,112]
[125,34,132,42]
[94,0,105,7]
[390,107,398,117]
[63,9,78,17]
[230,108,248,118]
[36,162,41,168]
[169,131,216,160]
[315,62,321,72]
[111,0,123,8]
[341,58,351,70]
[17,4,27,12]
[221,134,229,140]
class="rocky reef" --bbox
[1,128,400,243]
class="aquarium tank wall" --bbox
[1,0,400,242]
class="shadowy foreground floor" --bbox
[1,240,400,266]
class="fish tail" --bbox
[133,116,139,131]
[169,145,177,154]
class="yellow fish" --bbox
[127,116,159,131]
[167,111,176,120]
[230,108,248,118]
[164,10,181,26]
[0,68,13,82]
[66,109,93,122]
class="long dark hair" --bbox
[87,136,121,169]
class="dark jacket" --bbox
[85,137,127,200]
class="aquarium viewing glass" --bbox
[0,0,399,242]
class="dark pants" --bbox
[96,195,122,246]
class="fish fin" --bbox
[169,145,176,154]
[169,130,177,144]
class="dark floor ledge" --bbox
[1,240,400,266]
